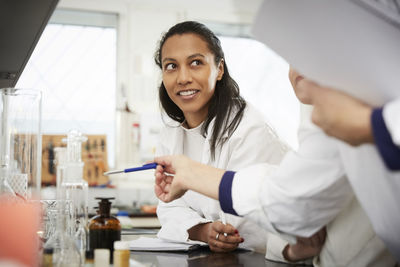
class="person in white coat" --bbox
[289,70,400,263]
[292,74,400,170]
[153,21,323,262]
[152,70,398,265]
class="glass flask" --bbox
[0,88,42,199]
[42,147,68,264]
[61,130,88,262]
[55,183,81,267]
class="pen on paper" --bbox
[219,211,228,237]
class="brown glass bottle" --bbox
[88,197,121,263]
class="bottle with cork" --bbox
[88,197,121,263]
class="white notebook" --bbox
[129,237,206,252]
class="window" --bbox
[16,9,118,166]
[203,21,300,148]
[219,36,300,148]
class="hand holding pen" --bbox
[219,211,228,237]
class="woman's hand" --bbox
[283,227,326,262]
[208,221,244,252]
[193,221,243,253]
[154,155,192,202]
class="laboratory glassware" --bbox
[0,88,42,198]
[55,181,81,267]
[61,129,88,263]
[89,197,121,263]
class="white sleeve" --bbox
[156,198,212,242]
[155,130,211,242]
[265,232,313,265]
[231,106,353,238]
[382,97,400,146]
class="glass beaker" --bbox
[0,88,42,199]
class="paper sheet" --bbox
[252,0,400,106]
[129,237,206,252]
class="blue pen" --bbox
[103,163,158,176]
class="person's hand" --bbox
[154,155,225,202]
[204,221,244,253]
[283,227,327,262]
[289,68,374,146]
[153,155,192,202]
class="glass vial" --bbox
[113,241,130,267]
[42,247,54,267]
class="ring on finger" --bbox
[216,233,220,240]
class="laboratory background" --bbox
[0,0,301,265]
[14,0,299,210]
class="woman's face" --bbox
[161,33,224,126]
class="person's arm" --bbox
[154,155,224,202]
[292,73,400,170]
[154,127,351,238]
[291,73,374,146]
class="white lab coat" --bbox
[156,104,290,256]
[230,104,399,264]
[383,97,400,146]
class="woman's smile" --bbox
[177,89,200,99]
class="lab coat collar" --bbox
[170,115,229,166]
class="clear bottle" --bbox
[42,147,67,264]
[56,192,81,267]
[61,130,88,263]
[89,197,121,264]
[54,167,81,267]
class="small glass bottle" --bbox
[84,250,94,267]
[42,247,54,267]
[113,241,130,267]
[89,197,121,263]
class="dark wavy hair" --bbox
[154,21,246,159]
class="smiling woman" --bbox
[161,33,224,129]
[151,21,301,263]
[154,21,246,160]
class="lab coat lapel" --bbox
[202,117,229,167]
[171,126,184,154]
[202,120,213,166]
